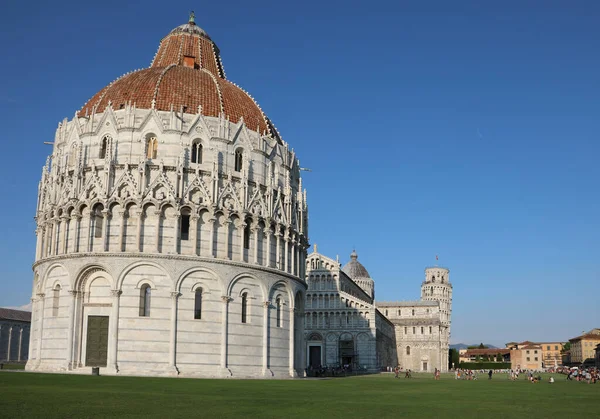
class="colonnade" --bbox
[305,311,370,329]
[1,324,28,362]
[35,208,306,278]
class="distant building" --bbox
[594,344,599,368]
[458,348,510,364]
[568,329,600,364]
[0,308,31,363]
[537,342,565,368]
[506,341,543,370]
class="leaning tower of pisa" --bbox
[421,266,452,369]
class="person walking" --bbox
[488,369,493,380]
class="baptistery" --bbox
[27,14,308,378]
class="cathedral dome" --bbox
[78,14,275,137]
[342,250,371,279]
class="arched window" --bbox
[412,327,416,334]
[234,149,243,171]
[432,276,435,283]
[385,309,388,316]
[441,276,445,283]
[406,346,411,355]
[412,309,415,316]
[139,284,151,317]
[147,136,158,159]
[421,327,424,334]
[398,310,401,316]
[194,288,202,319]
[429,326,432,334]
[191,140,203,164]
[276,298,282,327]
[93,206,104,238]
[404,327,407,334]
[99,136,109,159]
[52,284,61,317]
[243,222,251,250]
[241,292,248,323]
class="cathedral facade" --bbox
[304,249,452,372]
[27,16,309,378]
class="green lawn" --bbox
[0,371,597,418]
[0,363,25,370]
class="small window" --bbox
[276,298,282,327]
[412,309,415,316]
[534,357,538,361]
[194,289,202,319]
[526,350,530,354]
[412,327,416,334]
[93,206,103,238]
[243,223,251,250]
[406,346,411,355]
[429,326,432,334]
[404,327,407,334]
[385,309,388,316]
[180,214,190,241]
[241,292,248,323]
[534,350,538,354]
[547,346,550,350]
[555,345,558,350]
[69,144,78,167]
[99,136,109,159]
[52,285,61,317]
[191,141,203,164]
[234,149,243,171]
[139,284,151,317]
[421,327,424,334]
[527,357,530,362]
[147,136,158,159]
[398,310,401,316]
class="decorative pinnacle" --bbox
[189,11,196,25]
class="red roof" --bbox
[79,20,272,136]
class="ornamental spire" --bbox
[189,11,196,25]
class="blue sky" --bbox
[1,0,598,346]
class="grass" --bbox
[0,371,597,418]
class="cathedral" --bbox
[305,248,452,373]
[27,15,451,378]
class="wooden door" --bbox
[85,316,109,367]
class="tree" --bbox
[449,349,459,369]
[561,342,571,353]
[478,343,487,349]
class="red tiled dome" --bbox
[79,17,274,136]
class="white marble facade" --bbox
[305,249,452,373]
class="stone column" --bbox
[61,216,69,254]
[265,227,273,268]
[169,292,180,374]
[118,210,126,252]
[262,301,270,375]
[28,297,36,361]
[220,296,231,369]
[208,217,216,258]
[73,291,85,368]
[191,216,199,256]
[295,244,300,277]
[87,214,94,252]
[238,223,246,262]
[7,326,12,361]
[35,293,45,367]
[101,210,110,252]
[275,229,281,269]
[65,290,78,369]
[284,234,290,273]
[107,290,122,373]
[173,214,180,254]
[135,210,144,252]
[50,219,58,256]
[223,220,231,260]
[291,239,296,276]
[35,228,43,260]
[154,210,161,253]
[73,215,82,253]
[253,226,260,265]
[289,307,295,376]
[17,328,23,362]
